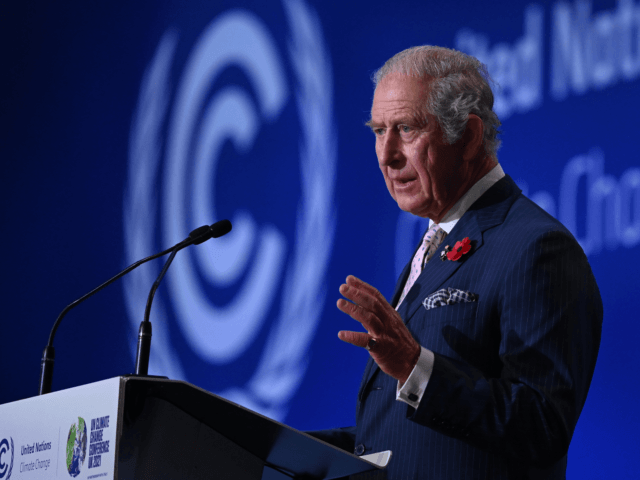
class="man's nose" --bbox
[377,133,401,166]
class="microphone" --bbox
[134,219,233,375]
[38,219,233,395]
[185,219,232,245]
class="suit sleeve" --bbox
[408,229,602,467]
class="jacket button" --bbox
[355,444,365,456]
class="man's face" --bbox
[369,73,470,220]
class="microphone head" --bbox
[187,220,232,245]
[188,225,211,244]
[210,219,232,238]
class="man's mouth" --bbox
[395,177,416,188]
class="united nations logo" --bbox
[66,417,87,477]
[0,438,13,480]
[123,0,336,420]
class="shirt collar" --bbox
[429,164,505,233]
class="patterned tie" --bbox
[396,224,447,309]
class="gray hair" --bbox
[373,46,501,156]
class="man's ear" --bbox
[462,114,484,162]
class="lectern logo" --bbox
[124,0,336,421]
[0,438,13,480]
[66,417,87,477]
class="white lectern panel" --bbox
[0,377,121,480]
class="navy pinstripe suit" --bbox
[313,175,602,479]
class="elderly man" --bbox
[312,46,602,479]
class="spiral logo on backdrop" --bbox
[0,438,13,480]
[123,0,336,420]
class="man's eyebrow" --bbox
[365,116,422,130]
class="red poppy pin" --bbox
[441,237,472,262]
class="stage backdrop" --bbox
[1,0,638,477]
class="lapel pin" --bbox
[441,237,472,262]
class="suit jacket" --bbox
[312,176,602,480]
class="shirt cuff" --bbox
[396,346,434,409]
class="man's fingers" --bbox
[340,280,391,317]
[338,330,370,348]
[337,298,384,334]
[346,275,386,300]
[339,283,378,312]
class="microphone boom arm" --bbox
[38,219,232,395]
[38,245,175,395]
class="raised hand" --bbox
[337,275,421,384]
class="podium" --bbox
[0,376,384,479]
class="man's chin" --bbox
[398,201,431,219]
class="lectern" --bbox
[0,376,384,479]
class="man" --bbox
[312,46,602,479]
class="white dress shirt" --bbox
[396,164,505,408]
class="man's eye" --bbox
[399,125,412,133]
[374,128,385,136]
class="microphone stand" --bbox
[134,246,179,376]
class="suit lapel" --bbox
[358,176,522,395]
[401,176,521,324]
[391,245,419,308]
[398,213,484,324]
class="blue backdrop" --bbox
[1,0,638,477]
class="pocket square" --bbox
[422,287,477,310]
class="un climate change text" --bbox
[88,415,110,469]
